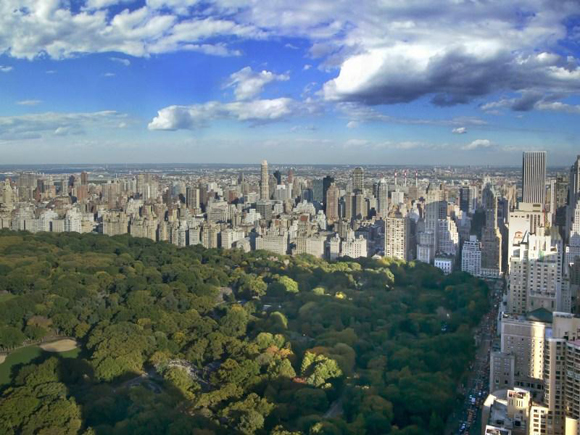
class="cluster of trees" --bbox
[0,230,490,434]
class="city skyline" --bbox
[1,1,580,165]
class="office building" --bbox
[522,151,546,205]
[260,160,269,200]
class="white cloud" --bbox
[303,64,312,71]
[346,121,359,129]
[145,0,200,15]
[103,72,116,77]
[224,67,289,101]
[1,0,576,116]
[0,66,13,73]
[16,100,42,106]
[462,139,494,151]
[452,127,467,134]
[0,2,261,59]
[0,111,129,141]
[110,57,131,66]
[148,98,307,130]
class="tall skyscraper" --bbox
[459,185,470,214]
[273,170,282,185]
[322,175,334,211]
[481,184,502,278]
[425,183,446,255]
[522,151,547,205]
[260,160,269,200]
[567,156,580,240]
[353,167,364,193]
[325,183,340,224]
[376,178,389,217]
[186,186,200,210]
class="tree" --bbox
[0,326,26,349]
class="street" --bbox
[445,278,504,435]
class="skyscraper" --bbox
[376,178,389,217]
[325,183,340,224]
[522,151,547,205]
[322,175,334,211]
[567,156,580,239]
[459,186,470,214]
[260,160,269,200]
[273,170,282,185]
[481,184,502,278]
[353,167,364,193]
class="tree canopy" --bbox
[0,230,490,434]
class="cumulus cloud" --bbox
[16,100,42,106]
[0,66,13,72]
[148,98,308,130]
[224,67,289,101]
[462,139,494,151]
[2,0,577,114]
[452,127,467,134]
[0,111,129,141]
[0,2,261,59]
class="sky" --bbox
[1,0,580,166]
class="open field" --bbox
[0,346,43,385]
[0,340,81,385]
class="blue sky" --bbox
[1,0,580,165]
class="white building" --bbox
[462,235,482,277]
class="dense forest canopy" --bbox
[0,230,490,434]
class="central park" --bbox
[0,230,490,434]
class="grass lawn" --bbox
[0,345,81,385]
[0,346,43,385]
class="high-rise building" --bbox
[273,170,282,185]
[481,184,503,278]
[343,192,354,221]
[325,183,340,224]
[322,175,334,211]
[186,186,200,210]
[354,191,366,220]
[462,235,482,277]
[567,156,580,240]
[353,167,364,193]
[425,183,446,255]
[260,160,269,200]
[508,229,565,314]
[459,185,470,214]
[385,207,410,261]
[522,151,547,205]
[376,178,389,217]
